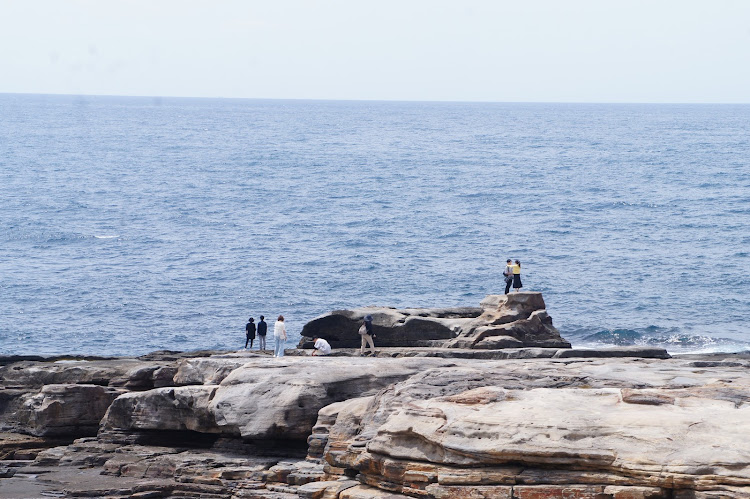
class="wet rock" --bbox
[553,346,671,359]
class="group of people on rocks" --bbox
[244,315,289,357]
[503,259,523,294]
[243,314,377,357]
[245,259,523,356]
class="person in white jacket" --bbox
[273,315,287,357]
[312,336,331,356]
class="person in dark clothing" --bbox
[360,314,376,356]
[257,315,268,351]
[245,318,256,349]
[503,259,514,294]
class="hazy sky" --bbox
[1,0,749,102]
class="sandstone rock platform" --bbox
[2,345,749,498]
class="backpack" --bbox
[358,323,367,335]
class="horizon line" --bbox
[2,91,750,106]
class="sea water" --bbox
[1,94,748,356]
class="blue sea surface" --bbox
[1,94,749,356]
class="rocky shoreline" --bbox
[2,293,749,498]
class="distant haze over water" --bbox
[1,94,749,356]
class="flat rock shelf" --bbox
[1,294,749,498]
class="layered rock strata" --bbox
[2,345,750,497]
[320,357,750,498]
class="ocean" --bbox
[1,94,748,356]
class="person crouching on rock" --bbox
[245,317,256,349]
[312,336,331,356]
[273,315,287,357]
[359,315,376,356]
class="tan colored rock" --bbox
[473,334,524,349]
[447,294,570,349]
[209,357,455,440]
[339,484,407,498]
[173,357,250,386]
[308,398,371,460]
[99,357,455,443]
[479,292,548,323]
[298,293,571,351]
[0,432,65,461]
[15,384,124,437]
[603,486,668,498]
[0,359,146,389]
[101,385,220,434]
[297,479,360,499]
[323,357,750,496]
[424,483,513,498]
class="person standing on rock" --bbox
[359,315,376,356]
[512,260,523,292]
[244,317,256,350]
[273,315,287,357]
[257,315,268,351]
[503,259,514,294]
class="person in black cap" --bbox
[245,317,256,349]
[257,315,268,351]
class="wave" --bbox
[573,326,750,354]
[2,229,121,243]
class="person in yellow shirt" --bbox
[511,260,522,292]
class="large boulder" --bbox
[446,293,570,349]
[15,384,124,437]
[101,385,221,435]
[210,356,456,441]
[299,293,571,351]
[100,357,457,443]
[299,307,480,349]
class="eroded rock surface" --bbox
[321,356,750,498]
[299,293,570,351]
[2,346,749,498]
[445,293,570,349]
[299,306,480,349]
[102,357,458,442]
[16,384,124,437]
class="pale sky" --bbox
[1,0,749,103]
